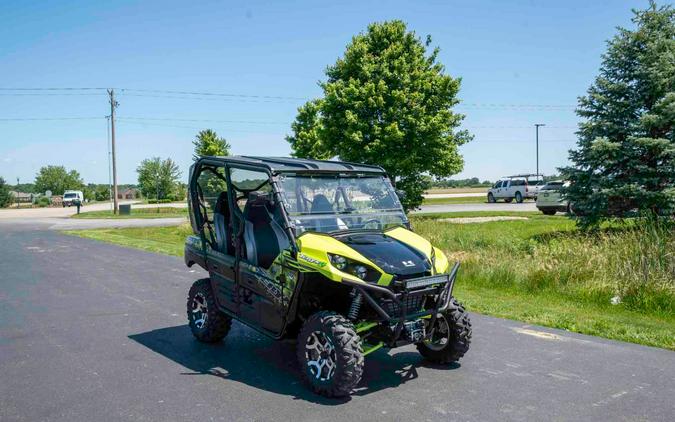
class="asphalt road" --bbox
[416,202,538,214]
[1,223,673,421]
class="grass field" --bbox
[72,207,188,219]
[425,187,488,194]
[64,213,675,350]
[422,196,487,205]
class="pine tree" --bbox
[561,2,675,226]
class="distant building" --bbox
[9,191,34,203]
[117,188,139,200]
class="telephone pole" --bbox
[535,123,545,176]
[108,89,119,213]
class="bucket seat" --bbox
[243,192,290,269]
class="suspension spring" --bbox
[347,290,363,320]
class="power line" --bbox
[0,116,104,121]
[119,88,307,101]
[0,87,108,91]
[0,87,577,109]
[117,116,288,125]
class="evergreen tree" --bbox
[561,2,675,225]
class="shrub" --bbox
[36,196,50,207]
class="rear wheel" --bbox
[297,311,364,397]
[515,191,523,203]
[417,298,471,364]
[487,193,495,203]
[187,279,232,343]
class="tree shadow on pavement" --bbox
[129,323,459,404]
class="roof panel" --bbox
[200,155,385,174]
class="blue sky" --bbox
[0,0,641,185]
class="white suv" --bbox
[487,175,543,203]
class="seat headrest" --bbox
[248,191,274,207]
[215,191,228,214]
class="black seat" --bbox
[243,192,290,269]
[213,192,234,255]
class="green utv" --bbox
[184,156,471,397]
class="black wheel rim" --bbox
[305,331,337,381]
[191,292,208,329]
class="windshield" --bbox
[64,193,77,198]
[277,174,407,234]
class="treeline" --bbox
[431,177,492,188]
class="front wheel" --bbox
[487,193,495,203]
[187,278,232,343]
[417,298,472,364]
[297,311,364,397]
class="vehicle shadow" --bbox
[128,323,459,404]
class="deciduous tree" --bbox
[34,165,84,195]
[193,129,231,160]
[137,157,182,200]
[286,20,471,209]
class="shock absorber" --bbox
[347,289,363,320]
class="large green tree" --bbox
[561,2,675,225]
[34,165,84,195]
[286,20,472,209]
[193,129,231,160]
[0,177,12,208]
[136,157,182,200]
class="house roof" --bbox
[198,156,386,174]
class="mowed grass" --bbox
[64,224,193,256]
[425,187,488,194]
[422,196,487,205]
[64,213,675,350]
[72,206,188,219]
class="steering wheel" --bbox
[361,218,382,230]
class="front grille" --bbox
[382,295,426,318]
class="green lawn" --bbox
[72,206,188,219]
[422,195,487,205]
[63,212,675,350]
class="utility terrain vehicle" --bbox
[184,156,471,397]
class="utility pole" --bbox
[106,116,113,212]
[535,123,545,176]
[108,89,119,213]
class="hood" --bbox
[332,232,431,277]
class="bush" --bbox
[36,196,50,207]
[0,177,12,208]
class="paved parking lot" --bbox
[1,223,673,421]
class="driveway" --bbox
[0,224,673,421]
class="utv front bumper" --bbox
[342,262,460,346]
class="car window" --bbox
[542,182,563,191]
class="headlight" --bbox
[328,254,379,282]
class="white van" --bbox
[62,190,84,207]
